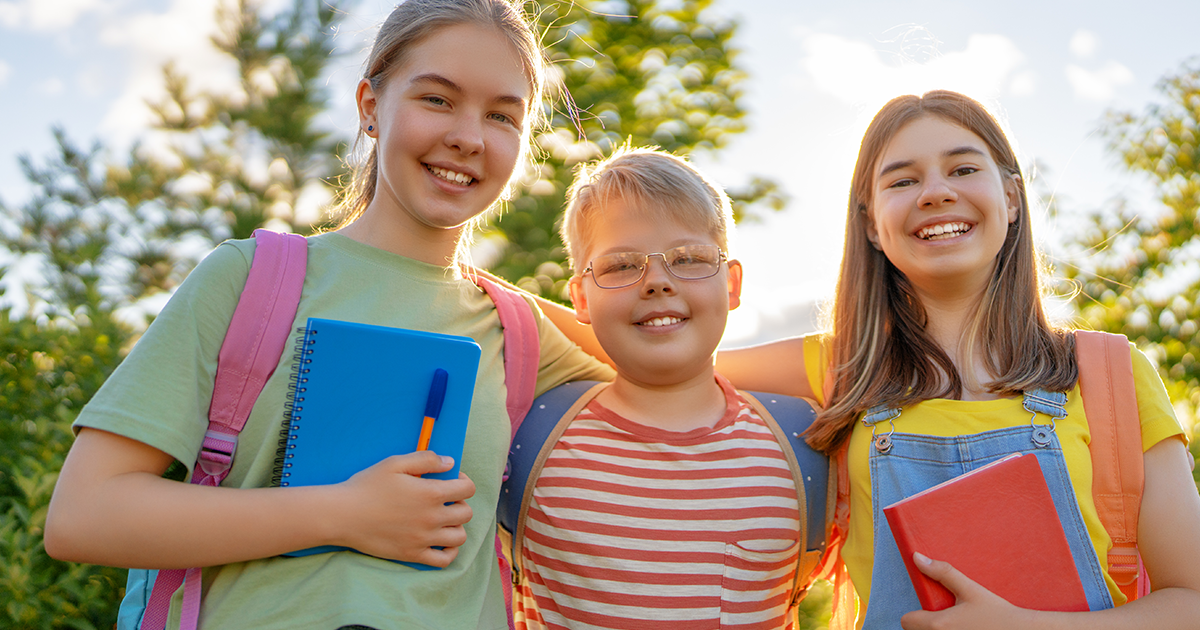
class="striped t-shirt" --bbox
[514,376,801,630]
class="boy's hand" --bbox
[900,553,1038,630]
[332,451,475,567]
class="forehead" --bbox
[386,22,532,102]
[877,116,993,171]
[584,196,720,254]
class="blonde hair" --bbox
[806,90,1077,454]
[560,146,734,271]
[329,0,546,230]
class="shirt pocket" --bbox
[720,539,799,629]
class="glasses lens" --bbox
[665,245,722,279]
[590,253,646,288]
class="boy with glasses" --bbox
[509,147,824,629]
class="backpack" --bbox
[118,229,541,630]
[496,380,837,610]
[823,329,1153,629]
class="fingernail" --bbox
[441,456,454,467]
[914,552,932,566]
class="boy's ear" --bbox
[568,276,592,324]
[726,259,743,311]
[356,78,378,137]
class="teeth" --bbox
[918,222,970,240]
[427,165,473,185]
[638,316,684,327]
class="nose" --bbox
[639,254,676,296]
[918,176,957,208]
[445,113,485,155]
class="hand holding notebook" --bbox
[276,318,482,568]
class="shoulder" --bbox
[174,238,256,299]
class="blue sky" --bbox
[1,0,1196,343]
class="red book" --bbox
[882,453,1089,612]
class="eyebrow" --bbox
[877,145,987,178]
[410,72,527,109]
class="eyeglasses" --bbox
[583,244,727,289]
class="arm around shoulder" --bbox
[716,335,818,400]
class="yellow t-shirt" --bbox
[802,336,1185,611]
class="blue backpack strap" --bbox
[741,390,831,607]
[498,380,606,578]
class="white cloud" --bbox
[1065,61,1133,101]
[0,59,10,86]
[800,32,1029,128]
[1069,29,1098,59]
[97,0,238,146]
[35,76,64,95]
[0,3,19,28]
[0,0,100,31]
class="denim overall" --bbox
[860,390,1114,629]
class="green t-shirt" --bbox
[76,232,614,630]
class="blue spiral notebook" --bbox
[276,317,481,568]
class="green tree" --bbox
[1064,58,1200,484]
[486,0,786,302]
[0,2,346,626]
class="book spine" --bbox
[271,325,316,487]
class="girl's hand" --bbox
[900,553,1038,630]
[333,450,476,567]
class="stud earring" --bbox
[367,125,374,132]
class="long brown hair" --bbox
[329,0,546,230]
[806,90,1077,454]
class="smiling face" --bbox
[568,197,742,388]
[866,115,1020,298]
[354,22,530,262]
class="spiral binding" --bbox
[271,325,317,486]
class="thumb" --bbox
[387,450,455,475]
[913,552,975,598]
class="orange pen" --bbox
[416,369,449,451]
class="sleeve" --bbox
[802,334,830,407]
[72,240,256,471]
[1130,343,1187,452]
[525,295,615,397]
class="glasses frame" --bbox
[583,246,728,290]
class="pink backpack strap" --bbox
[1075,330,1148,603]
[473,275,540,434]
[471,273,539,630]
[141,230,307,630]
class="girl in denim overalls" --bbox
[711,91,1200,629]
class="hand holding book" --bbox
[328,450,474,568]
[899,552,1041,630]
[883,453,1089,613]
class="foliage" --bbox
[486,0,786,302]
[1063,59,1200,485]
[0,311,128,629]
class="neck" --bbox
[599,366,727,432]
[913,283,1004,402]
[338,201,464,266]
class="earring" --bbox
[367,125,374,132]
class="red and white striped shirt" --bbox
[514,376,801,630]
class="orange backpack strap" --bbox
[1075,330,1148,602]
